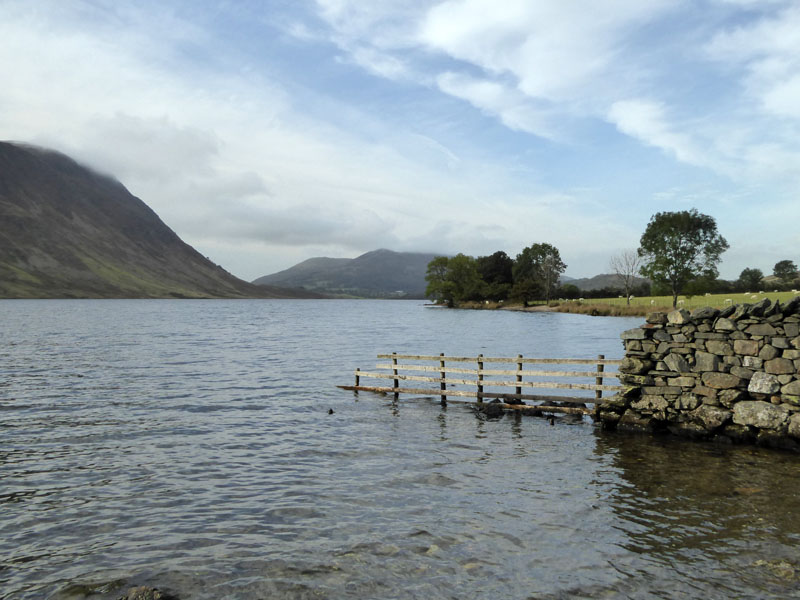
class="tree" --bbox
[476,250,513,300]
[609,249,643,305]
[737,267,763,292]
[424,254,484,307]
[638,209,729,308]
[773,260,798,284]
[512,243,567,304]
[425,256,454,306]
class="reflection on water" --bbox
[1,300,798,599]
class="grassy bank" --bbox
[456,290,800,317]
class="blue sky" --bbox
[1,0,799,281]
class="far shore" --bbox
[453,300,668,317]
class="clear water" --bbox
[1,300,799,599]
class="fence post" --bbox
[595,354,605,402]
[516,354,523,397]
[392,352,399,399]
[439,352,447,406]
[477,353,484,403]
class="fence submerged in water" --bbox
[338,352,623,417]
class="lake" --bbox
[2,299,799,599]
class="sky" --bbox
[1,0,799,281]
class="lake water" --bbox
[2,299,800,599]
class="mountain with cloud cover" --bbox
[253,249,439,298]
[0,142,316,299]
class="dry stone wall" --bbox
[598,296,800,450]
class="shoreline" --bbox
[454,300,661,317]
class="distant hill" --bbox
[564,273,650,292]
[253,249,439,298]
[0,141,315,299]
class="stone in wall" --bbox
[597,296,800,450]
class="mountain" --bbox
[253,249,439,298]
[564,273,650,291]
[0,141,309,299]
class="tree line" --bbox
[427,208,799,309]
[425,243,566,307]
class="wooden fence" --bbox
[338,353,624,415]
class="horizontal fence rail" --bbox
[338,352,623,416]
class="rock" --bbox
[667,421,710,438]
[631,395,669,413]
[742,356,763,369]
[118,587,179,600]
[664,353,690,373]
[789,414,800,439]
[730,303,751,321]
[733,401,790,431]
[782,380,800,396]
[721,422,754,443]
[717,305,736,318]
[782,295,800,316]
[676,393,700,410]
[718,388,746,408]
[773,337,789,349]
[758,345,779,361]
[619,357,654,374]
[748,371,781,395]
[667,309,691,325]
[730,366,754,380]
[618,410,659,432]
[690,405,731,430]
[745,323,778,337]
[599,394,630,410]
[706,340,734,356]
[477,401,504,418]
[701,372,742,389]
[733,339,759,356]
[765,357,795,375]
[671,376,696,387]
[646,311,668,324]
[693,351,720,373]
[747,298,771,317]
[621,327,648,340]
[713,317,736,331]
[785,322,800,337]
[691,306,719,320]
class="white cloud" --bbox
[705,5,800,118]
[436,72,555,138]
[607,99,709,167]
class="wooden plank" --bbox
[377,354,622,365]
[337,385,594,412]
[595,354,605,402]
[374,363,620,378]
[355,370,625,392]
[338,384,598,405]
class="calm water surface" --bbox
[1,300,799,599]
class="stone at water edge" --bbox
[732,401,790,431]
[118,587,179,600]
[690,405,731,430]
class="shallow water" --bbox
[1,300,799,599]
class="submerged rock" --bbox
[118,587,179,600]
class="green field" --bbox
[570,290,800,310]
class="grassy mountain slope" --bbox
[253,249,439,298]
[0,142,294,299]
